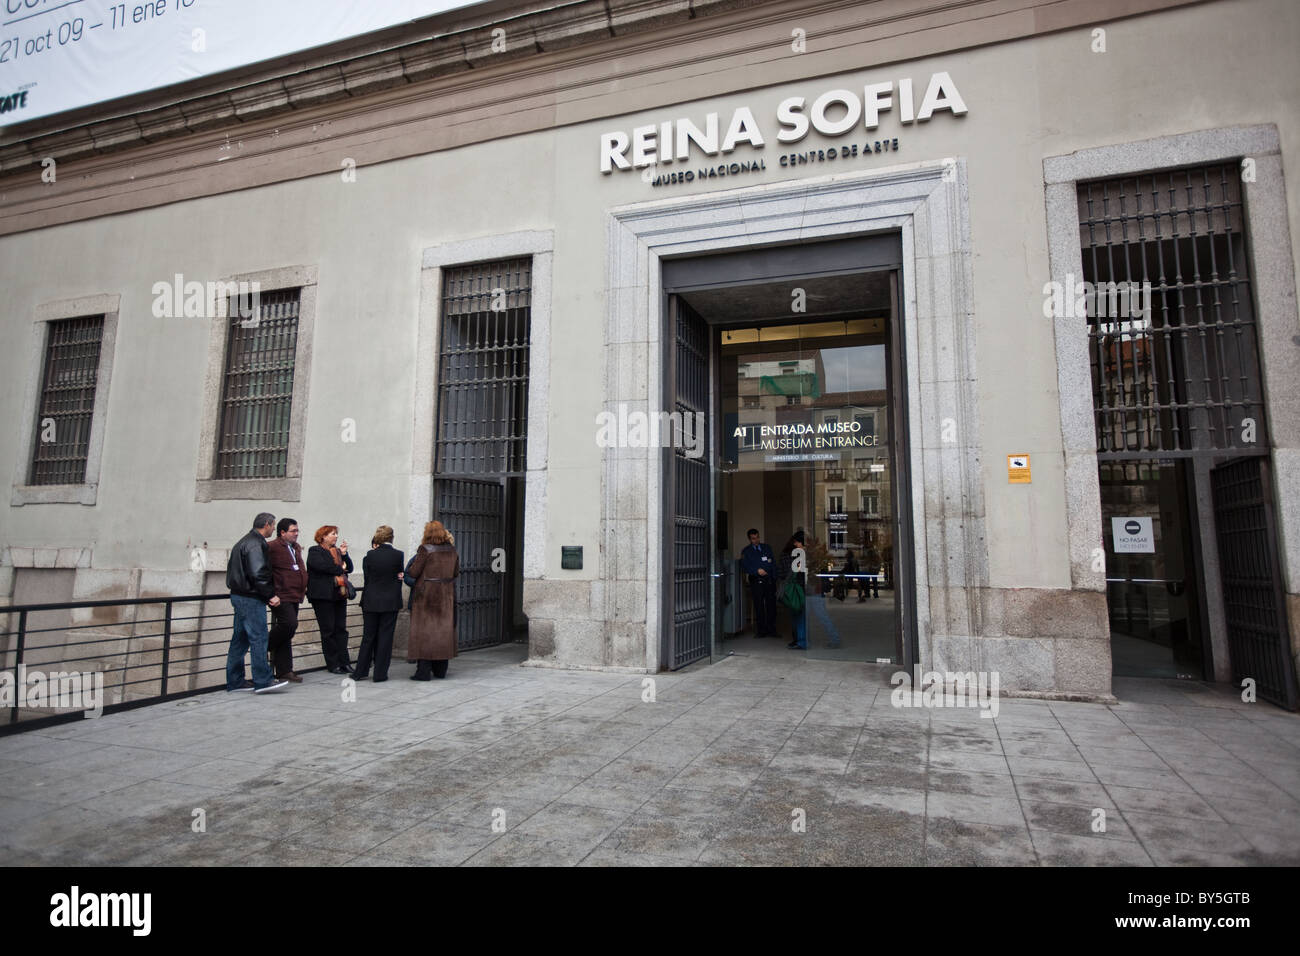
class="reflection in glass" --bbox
[718,319,897,663]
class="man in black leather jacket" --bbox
[225,513,288,693]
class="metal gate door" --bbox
[435,477,505,651]
[666,296,710,670]
[1210,457,1297,710]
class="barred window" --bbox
[436,257,531,475]
[1079,163,1265,457]
[29,315,104,485]
[214,289,300,479]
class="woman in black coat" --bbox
[307,525,354,674]
[356,525,404,683]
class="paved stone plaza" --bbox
[1,646,1297,866]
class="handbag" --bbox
[344,580,356,601]
[780,576,805,614]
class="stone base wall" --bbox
[926,586,1112,698]
[522,578,643,670]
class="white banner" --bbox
[0,0,478,126]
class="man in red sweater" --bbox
[267,517,309,682]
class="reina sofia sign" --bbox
[599,72,966,174]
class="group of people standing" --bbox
[225,512,460,693]
[740,528,884,651]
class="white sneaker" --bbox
[253,679,290,694]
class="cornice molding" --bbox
[0,0,746,169]
[0,0,1207,235]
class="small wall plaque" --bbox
[1007,454,1031,484]
[561,546,583,570]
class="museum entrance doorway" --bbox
[660,234,916,671]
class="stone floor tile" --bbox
[368,820,501,865]
[835,782,926,816]
[577,846,695,866]
[1087,765,1192,792]
[925,788,1026,827]
[926,768,1019,798]
[559,781,656,814]
[925,817,1039,866]
[698,830,812,866]
[1121,809,1261,860]
[843,759,928,790]
[512,802,630,845]
[1190,771,1300,807]
[1102,784,1222,822]
[1013,776,1113,807]
[1007,755,1099,783]
[803,806,926,866]
[290,811,428,854]
[1020,800,1136,841]
[1076,746,1169,771]
[243,840,361,867]
[1028,829,1155,866]
[599,814,713,861]
[927,750,1012,775]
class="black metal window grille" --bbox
[1079,163,1266,458]
[29,315,104,486]
[214,289,300,479]
[436,257,531,475]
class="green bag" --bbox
[780,575,805,614]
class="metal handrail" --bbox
[1,588,369,733]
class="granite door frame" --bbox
[606,162,984,675]
[1043,125,1300,686]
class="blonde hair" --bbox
[371,525,394,548]
[421,520,452,546]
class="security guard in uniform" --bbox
[740,528,778,637]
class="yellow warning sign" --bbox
[1007,454,1031,483]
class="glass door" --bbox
[714,317,900,662]
[1100,459,1205,678]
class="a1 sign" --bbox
[1112,516,1155,553]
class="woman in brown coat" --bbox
[406,520,458,680]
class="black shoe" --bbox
[787,641,800,649]
[373,677,387,683]
[410,672,431,681]
[353,672,369,681]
